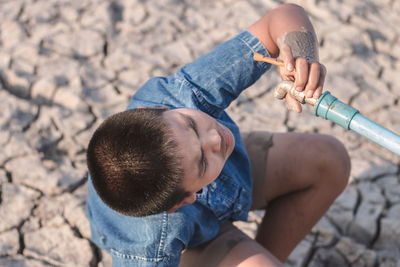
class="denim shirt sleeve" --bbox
[127,30,271,117]
[177,30,271,115]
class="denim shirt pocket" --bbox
[206,173,250,221]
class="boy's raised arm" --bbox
[248,4,326,113]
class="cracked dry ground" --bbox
[1,0,400,266]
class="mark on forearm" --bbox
[279,28,318,61]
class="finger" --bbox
[294,58,308,92]
[279,44,295,72]
[279,67,295,82]
[304,62,321,98]
[313,65,327,99]
[285,94,302,113]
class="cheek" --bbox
[207,158,226,183]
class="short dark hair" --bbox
[87,108,190,216]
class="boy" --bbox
[86,4,351,266]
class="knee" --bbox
[311,135,351,193]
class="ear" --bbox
[167,193,196,214]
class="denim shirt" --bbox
[86,30,272,266]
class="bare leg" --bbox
[180,221,284,267]
[255,132,350,261]
[219,239,283,267]
[180,132,350,266]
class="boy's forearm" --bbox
[248,4,324,114]
[247,4,318,60]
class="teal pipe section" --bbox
[350,115,400,156]
[314,91,359,129]
[314,91,400,156]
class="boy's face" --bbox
[163,108,235,197]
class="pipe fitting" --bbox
[274,81,317,106]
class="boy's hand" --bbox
[278,43,326,113]
[279,44,326,113]
[247,4,326,112]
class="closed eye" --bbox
[201,152,208,176]
[180,113,208,177]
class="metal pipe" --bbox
[274,81,400,156]
[253,54,400,155]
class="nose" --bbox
[202,128,221,153]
